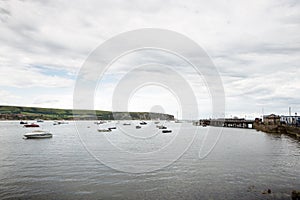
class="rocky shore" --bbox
[253,122,300,139]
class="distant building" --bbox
[280,115,300,126]
[263,114,280,125]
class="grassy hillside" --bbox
[0,105,174,120]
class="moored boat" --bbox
[24,130,52,139]
[136,125,142,129]
[140,121,147,125]
[98,128,112,132]
[20,121,28,125]
[24,123,40,128]
[157,125,167,129]
[162,130,172,133]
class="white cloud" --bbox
[0,0,299,118]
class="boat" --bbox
[20,121,28,124]
[108,127,117,130]
[95,121,106,125]
[154,121,160,124]
[123,123,131,126]
[36,119,44,123]
[162,130,172,133]
[53,121,69,125]
[136,125,142,129]
[24,130,52,139]
[157,125,167,129]
[140,121,147,125]
[24,123,40,128]
[98,128,112,132]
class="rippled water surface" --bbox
[0,121,299,199]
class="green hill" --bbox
[0,105,174,120]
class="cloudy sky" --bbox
[0,0,299,119]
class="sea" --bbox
[0,121,299,200]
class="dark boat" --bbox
[162,130,172,133]
[136,125,142,129]
[24,123,40,128]
[140,121,147,125]
[108,127,117,130]
[20,121,28,125]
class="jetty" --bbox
[194,118,254,129]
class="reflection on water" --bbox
[0,121,299,200]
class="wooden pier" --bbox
[195,118,254,129]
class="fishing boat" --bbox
[162,130,172,133]
[24,123,40,128]
[24,130,52,139]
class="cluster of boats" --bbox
[20,120,173,138]
[156,125,172,133]
[20,119,52,139]
[97,121,172,133]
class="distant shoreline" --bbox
[0,105,174,121]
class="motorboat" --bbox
[136,125,142,129]
[24,130,52,139]
[157,125,167,129]
[36,119,44,122]
[98,128,112,132]
[123,123,131,126]
[140,121,147,125]
[162,130,172,133]
[24,123,40,128]
[20,121,28,124]
[108,127,117,130]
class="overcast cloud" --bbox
[0,0,299,119]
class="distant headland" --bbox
[0,105,174,121]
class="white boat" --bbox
[24,130,52,139]
[157,125,167,129]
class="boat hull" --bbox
[24,135,53,139]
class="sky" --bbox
[0,0,300,119]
